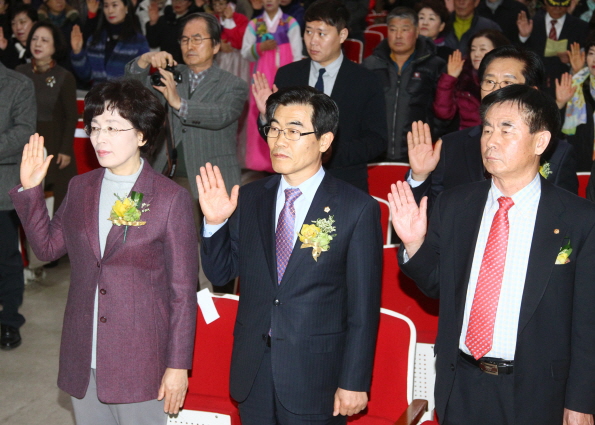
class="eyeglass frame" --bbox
[85,125,135,138]
[263,125,316,141]
[480,79,516,91]
[178,35,213,46]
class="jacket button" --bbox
[182,129,187,133]
[100,317,107,323]
[100,289,106,295]
[450,364,455,371]
[97,261,100,267]
[274,299,280,306]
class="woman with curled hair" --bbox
[10,78,198,425]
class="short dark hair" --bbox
[83,79,166,155]
[478,45,545,88]
[11,3,38,22]
[480,84,560,142]
[178,12,221,46]
[265,86,340,139]
[387,7,418,26]
[26,22,67,61]
[304,0,350,33]
[415,0,449,27]
[468,29,510,56]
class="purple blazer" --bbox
[10,162,198,403]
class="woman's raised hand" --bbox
[21,133,53,190]
[447,50,464,79]
[71,25,83,55]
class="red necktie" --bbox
[275,188,302,284]
[549,19,558,41]
[465,196,515,360]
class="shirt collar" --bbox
[280,166,326,194]
[188,66,211,80]
[546,12,566,25]
[488,172,541,212]
[312,52,343,77]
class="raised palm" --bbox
[21,133,53,190]
[388,181,427,257]
[407,121,442,181]
[196,163,239,225]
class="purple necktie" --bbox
[276,188,302,284]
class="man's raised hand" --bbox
[252,71,277,116]
[196,163,239,225]
[407,120,442,182]
[21,133,53,190]
[388,181,427,258]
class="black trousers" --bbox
[0,210,25,328]
[442,354,515,425]
[238,346,346,425]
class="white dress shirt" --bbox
[308,53,344,97]
[519,12,566,43]
[459,173,541,360]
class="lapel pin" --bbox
[554,229,560,234]
[324,206,330,213]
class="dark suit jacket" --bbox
[201,172,382,415]
[272,58,388,192]
[411,125,579,213]
[400,178,595,424]
[10,162,198,403]
[520,12,589,95]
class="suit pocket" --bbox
[550,359,570,381]
[309,331,346,354]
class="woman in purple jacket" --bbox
[10,79,198,425]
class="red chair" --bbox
[373,196,394,247]
[364,30,384,59]
[348,308,428,425]
[577,172,590,199]
[180,294,241,425]
[366,24,387,38]
[76,97,85,116]
[368,162,410,200]
[73,119,101,175]
[365,11,387,26]
[343,38,364,64]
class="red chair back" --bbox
[348,308,416,423]
[363,30,383,60]
[366,24,387,38]
[343,38,363,64]
[381,246,439,344]
[73,120,101,175]
[184,295,240,421]
[368,162,410,200]
[577,172,590,199]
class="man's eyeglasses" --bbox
[85,126,135,138]
[179,35,213,46]
[263,125,315,141]
[480,79,516,91]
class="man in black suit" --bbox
[517,0,589,96]
[253,0,387,193]
[390,84,595,424]
[407,45,578,214]
[198,86,382,425]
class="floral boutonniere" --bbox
[555,239,572,264]
[539,161,552,179]
[298,210,336,262]
[108,191,150,242]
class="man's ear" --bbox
[534,130,551,156]
[319,132,334,153]
[339,27,349,44]
[213,42,221,55]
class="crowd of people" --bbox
[3,0,595,423]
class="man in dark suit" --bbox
[390,84,595,424]
[517,0,589,96]
[198,86,382,425]
[253,0,387,193]
[407,45,578,214]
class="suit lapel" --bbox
[517,179,567,335]
[330,59,350,105]
[278,173,338,286]
[464,126,485,182]
[259,175,282,286]
[102,161,156,260]
[84,171,103,262]
[187,65,221,102]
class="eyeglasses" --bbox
[480,79,516,91]
[85,125,135,138]
[263,125,315,141]
[179,35,213,46]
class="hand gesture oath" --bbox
[0,28,7,50]
[568,42,585,74]
[71,25,83,54]
[252,71,278,116]
[21,133,53,190]
[407,121,442,182]
[388,181,427,257]
[196,163,239,225]
[447,50,464,78]
[555,72,576,109]
[517,11,533,38]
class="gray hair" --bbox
[387,7,418,26]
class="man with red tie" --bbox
[390,84,595,425]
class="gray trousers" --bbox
[71,369,167,425]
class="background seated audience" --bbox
[146,0,196,63]
[443,0,501,55]
[0,3,38,69]
[416,0,453,61]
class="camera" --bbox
[151,64,183,86]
